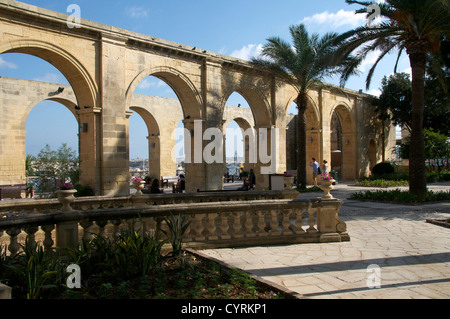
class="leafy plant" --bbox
[372,162,395,176]
[112,225,165,280]
[6,241,63,299]
[162,213,191,257]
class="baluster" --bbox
[268,210,279,236]
[25,226,39,250]
[213,212,224,240]
[110,219,122,238]
[234,211,246,239]
[217,212,230,240]
[6,228,21,256]
[280,210,293,235]
[227,212,236,239]
[205,213,217,240]
[80,220,94,242]
[191,214,204,241]
[307,209,318,233]
[95,220,108,237]
[244,211,256,238]
[256,210,269,236]
[41,224,55,252]
[289,210,305,234]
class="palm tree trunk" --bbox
[408,51,427,197]
[296,93,307,189]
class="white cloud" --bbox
[367,88,381,97]
[300,9,366,29]
[137,78,166,90]
[125,6,148,18]
[0,57,17,69]
[230,44,263,61]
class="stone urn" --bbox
[132,181,145,195]
[56,189,77,212]
[319,179,335,199]
[283,176,294,190]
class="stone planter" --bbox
[132,181,145,196]
[319,179,335,199]
[56,189,77,212]
[283,176,294,190]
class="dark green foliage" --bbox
[372,162,395,176]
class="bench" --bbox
[161,176,179,188]
[0,184,33,200]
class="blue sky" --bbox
[0,0,409,159]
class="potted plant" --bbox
[56,182,77,211]
[319,174,335,199]
[132,176,144,195]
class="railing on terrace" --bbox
[0,189,349,256]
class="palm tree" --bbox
[251,24,351,189]
[333,0,449,197]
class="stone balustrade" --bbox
[0,190,348,256]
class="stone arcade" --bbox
[0,0,397,196]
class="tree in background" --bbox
[375,70,450,136]
[251,24,353,189]
[399,128,450,171]
[30,143,79,193]
[333,0,449,197]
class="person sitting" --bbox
[173,174,185,193]
[144,176,152,190]
[150,178,163,194]
[248,169,256,190]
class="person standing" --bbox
[322,160,329,175]
[310,158,319,186]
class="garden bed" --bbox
[349,189,450,205]
[0,225,294,299]
[426,219,450,229]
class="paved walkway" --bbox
[202,182,450,299]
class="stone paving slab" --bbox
[202,182,450,299]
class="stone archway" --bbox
[128,107,161,180]
[126,66,203,192]
[0,41,100,192]
[126,66,203,120]
[330,103,356,181]
[284,94,321,184]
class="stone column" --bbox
[183,118,205,192]
[100,34,129,196]
[77,107,103,195]
[147,135,160,179]
[254,125,279,190]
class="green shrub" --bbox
[74,184,95,197]
[372,162,395,176]
[350,188,450,203]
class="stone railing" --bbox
[0,189,349,256]
[0,189,297,216]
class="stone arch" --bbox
[21,97,79,132]
[0,39,97,108]
[129,106,161,179]
[329,102,356,180]
[126,66,203,120]
[284,93,321,182]
[221,86,272,128]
